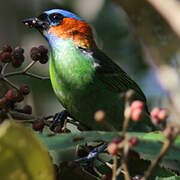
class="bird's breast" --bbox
[49,39,97,107]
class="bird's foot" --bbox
[50,110,71,131]
[75,143,108,165]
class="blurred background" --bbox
[0,0,165,116]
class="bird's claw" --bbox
[50,110,70,131]
[75,143,108,163]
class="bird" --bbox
[23,9,154,132]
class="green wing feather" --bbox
[92,49,147,102]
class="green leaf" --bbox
[0,121,54,180]
[38,131,180,162]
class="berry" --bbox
[0,52,12,63]
[107,142,119,155]
[14,46,24,54]
[39,55,49,64]
[30,47,41,61]
[38,45,48,55]
[94,110,106,122]
[32,121,44,131]
[131,100,144,111]
[112,138,122,144]
[150,107,161,119]
[11,55,24,68]
[131,109,143,122]
[19,84,31,95]
[16,91,24,102]
[2,44,12,53]
[23,105,32,114]
[5,89,18,102]
[129,137,139,147]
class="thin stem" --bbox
[112,155,117,180]
[25,72,50,80]
[142,132,179,180]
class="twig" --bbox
[112,155,118,180]
[142,131,180,180]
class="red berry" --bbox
[112,138,122,144]
[19,84,31,95]
[131,109,143,122]
[32,121,44,131]
[5,89,18,102]
[2,44,12,53]
[131,100,144,111]
[107,142,119,155]
[129,137,139,147]
[23,105,32,114]
[150,107,161,119]
[0,52,12,63]
[158,109,168,120]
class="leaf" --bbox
[38,131,180,162]
[0,121,54,180]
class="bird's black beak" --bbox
[22,17,49,31]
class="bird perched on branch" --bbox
[23,9,153,131]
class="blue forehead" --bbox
[44,9,83,21]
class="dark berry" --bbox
[11,55,24,68]
[16,91,24,102]
[39,55,49,64]
[2,44,12,53]
[23,105,32,114]
[14,46,24,54]
[32,121,44,131]
[0,52,12,63]
[38,45,48,55]
[19,84,31,95]
[30,47,41,61]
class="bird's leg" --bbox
[50,110,71,131]
[75,143,108,164]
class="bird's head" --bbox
[23,9,97,49]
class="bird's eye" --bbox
[49,13,63,24]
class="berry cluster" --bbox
[30,45,49,64]
[0,84,31,114]
[124,100,145,122]
[107,137,139,155]
[0,44,24,68]
[150,107,168,125]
